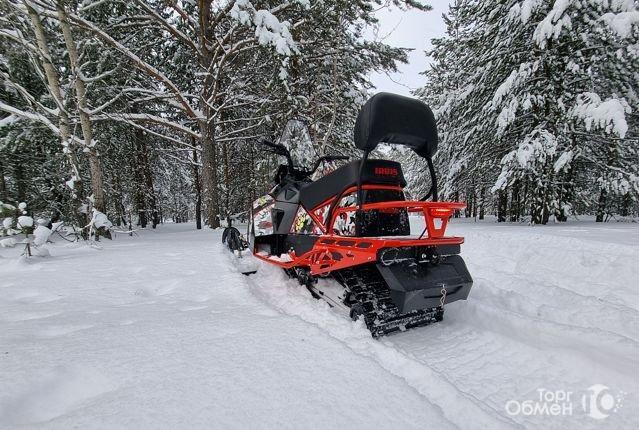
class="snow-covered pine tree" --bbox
[1,0,432,233]
[418,0,639,223]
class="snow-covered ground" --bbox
[1,220,638,429]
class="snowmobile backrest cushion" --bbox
[354,93,438,158]
[299,159,406,210]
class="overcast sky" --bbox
[368,2,452,97]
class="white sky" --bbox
[368,2,452,97]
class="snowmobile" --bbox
[249,92,473,337]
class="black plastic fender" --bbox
[376,255,473,313]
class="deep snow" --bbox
[1,219,638,429]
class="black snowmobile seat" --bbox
[299,159,406,210]
[354,92,438,159]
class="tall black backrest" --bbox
[354,92,438,158]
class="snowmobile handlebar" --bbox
[308,155,350,176]
[261,139,349,181]
[260,139,295,168]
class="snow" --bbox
[509,0,543,24]
[553,150,573,172]
[33,225,52,246]
[572,93,630,138]
[0,114,19,128]
[533,0,573,47]
[17,215,34,228]
[90,210,112,229]
[601,11,639,38]
[230,1,297,56]
[0,237,17,248]
[65,176,76,190]
[488,62,536,110]
[1,221,638,429]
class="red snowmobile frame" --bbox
[254,192,466,276]
[248,93,473,337]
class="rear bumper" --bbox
[377,254,473,313]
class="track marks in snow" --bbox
[0,366,116,426]
[3,310,61,323]
[237,221,639,430]
[470,267,639,343]
[238,258,517,430]
[7,289,61,304]
[36,324,95,339]
[179,305,208,312]
[468,281,639,371]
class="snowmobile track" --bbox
[332,264,443,337]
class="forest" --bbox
[1,0,638,243]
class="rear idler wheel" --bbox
[349,303,366,321]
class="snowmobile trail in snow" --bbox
[236,260,518,430]
[236,220,639,430]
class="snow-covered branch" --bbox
[91,112,199,139]
[68,13,200,120]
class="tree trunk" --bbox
[132,127,158,228]
[192,141,202,230]
[510,180,520,222]
[198,1,220,229]
[15,161,26,203]
[478,187,485,220]
[113,173,126,226]
[26,2,86,225]
[620,193,631,217]
[200,121,219,228]
[596,188,607,222]
[132,129,147,227]
[531,180,548,225]
[223,138,231,225]
[56,2,105,212]
[0,158,6,202]
[143,159,159,228]
[138,133,158,228]
[596,138,618,222]
[472,188,478,219]
[497,189,508,222]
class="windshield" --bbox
[277,119,316,170]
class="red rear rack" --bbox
[254,200,466,275]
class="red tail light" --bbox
[428,208,453,218]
